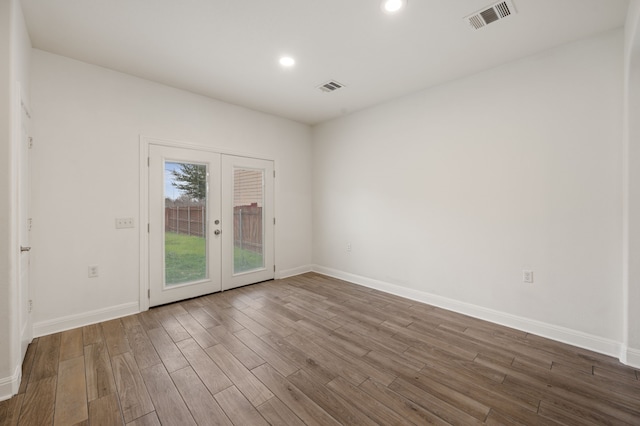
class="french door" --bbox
[148,144,274,307]
[221,155,275,289]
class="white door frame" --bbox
[17,85,32,358]
[139,136,276,311]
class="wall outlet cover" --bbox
[88,265,99,278]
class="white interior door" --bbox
[18,100,32,355]
[149,145,222,306]
[222,155,274,290]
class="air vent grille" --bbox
[465,0,516,30]
[318,80,345,93]
[480,7,499,25]
[495,1,512,18]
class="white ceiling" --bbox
[21,0,629,125]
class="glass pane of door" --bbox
[233,168,264,274]
[149,144,221,307]
[164,161,207,285]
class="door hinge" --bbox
[273,265,276,272]
[147,223,150,233]
[148,157,150,166]
[28,299,33,313]
[148,289,150,299]
[273,170,276,178]
[28,137,33,149]
[273,217,276,225]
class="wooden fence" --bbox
[165,204,263,253]
[233,205,262,253]
[165,205,206,237]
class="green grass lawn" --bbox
[165,232,263,284]
[234,245,264,273]
[165,232,206,284]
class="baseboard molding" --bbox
[621,345,640,368]
[0,365,21,402]
[311,265,624,362]
[33,302,140,337]
[276,264,313,280]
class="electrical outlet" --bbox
[115,217,135,229]
[522,270,533,283]
[88,265,99,278]
[347,242,352,252]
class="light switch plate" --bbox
[116,218,135,229]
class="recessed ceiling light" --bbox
[381,0,407,14]
[279,56,295,67]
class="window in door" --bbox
[233,168,265,274]
[164,161,208,285]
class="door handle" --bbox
[214,229,221,235]
[20,246,31,252]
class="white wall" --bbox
[0,0,31,401]
[0,0,15,400]
[12,1,29,102]
[30,49,312,334]
[624,0,640,366]
[312,30,624,355]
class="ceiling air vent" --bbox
[318,80,345,93]
[465,0,516,30]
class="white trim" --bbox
[4,80,23,404]
[0,364,21,402]
[141,135,275,162]
[621,345,640,368]
[17,83,33,361]
[276,264,312,279]
[311,265,624,361]
[33,302,139,337]
[139,137,150,311]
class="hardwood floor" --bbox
[1,272,639,425]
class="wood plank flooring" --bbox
[1,272,639,425]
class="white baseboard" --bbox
[276,264,312,280]
[0,365,21,402]
[311,265,625,363]
[33,302,140,337]
[621,345,640,368]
